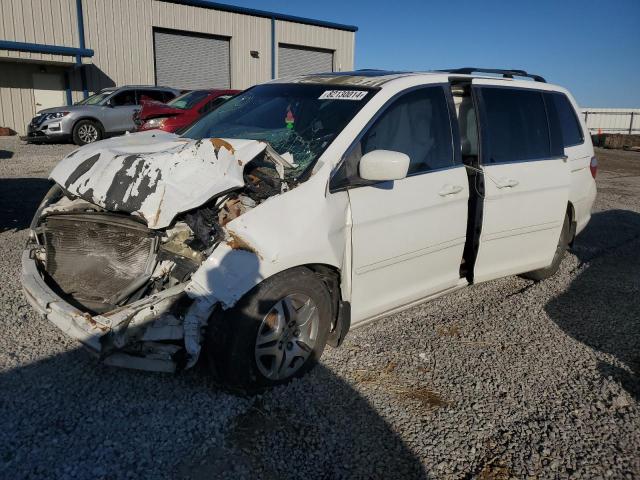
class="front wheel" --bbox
[521,212,571,281]
[72,119,102,145]
[205,267,333,393]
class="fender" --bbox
[185,159,352,309]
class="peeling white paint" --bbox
[49,131,272,229]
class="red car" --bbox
[135,89,239,133]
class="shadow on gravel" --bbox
[545,209,640,400]
[0,177,52,232]
[0,349,427,479]
[0,150,13,159]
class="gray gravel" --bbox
[1,137,639,479]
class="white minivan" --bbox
[22,68,597,392]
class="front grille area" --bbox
[42,214,156,312]
[30,115,47,128]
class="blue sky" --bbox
[227,0,640,107]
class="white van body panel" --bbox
[562,90,596,235]
[348,166,469,323]
[473,158,571,283]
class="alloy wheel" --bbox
[254,293,319,380]
[78,124,98,143]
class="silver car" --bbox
[26,86,180,145]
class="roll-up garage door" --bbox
[154,29,230,89]
[278,44,334,78]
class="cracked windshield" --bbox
[182,83,375,179]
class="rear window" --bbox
[546,92,584,147]
[480,88,551,163]
[168,90,210,110]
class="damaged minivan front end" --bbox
[23,80,378,389]
[22,132,303,372]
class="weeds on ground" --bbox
[352,360,449,411]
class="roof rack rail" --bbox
[440,68,546,83]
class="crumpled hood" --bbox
[49,131,271,229]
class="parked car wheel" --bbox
[72,119,102,145]
[521,212,571,281]
[205,267,333,393]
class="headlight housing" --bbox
[143,117,169,129]
[44,111,70,121]
[29,184,64,235]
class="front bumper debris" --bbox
[26,121,70,142]
[22,250,107,352]
[21,248,187,366]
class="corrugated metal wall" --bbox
[0,0,87,133]
[581,108,640,134]
[82,0,155,90]
[82,0,355,91]
[0,0,356,134]
[0,0,80,64]
[0,63,83,134]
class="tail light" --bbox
[589,156,598,179]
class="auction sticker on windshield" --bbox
[318,90,368,100]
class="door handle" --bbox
[438,184,464,196]
[496,178,519,189]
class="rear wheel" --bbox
[72,120,102,145]
[521,212,571,281]
[205,267,333,393]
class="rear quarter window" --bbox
[163,91,177,102]
[546,92,584,147]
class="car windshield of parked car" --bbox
[181,83,375,179]
[168,90,210,110]
[75,91,113,106]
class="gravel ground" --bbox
[0,137,638,479]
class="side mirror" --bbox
[359,150,410,182]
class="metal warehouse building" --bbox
[0,0,357,135]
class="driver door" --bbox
[336,85,469,324]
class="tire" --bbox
[205,267,333,394]
[521,212,571,281]
[72,119,102,145]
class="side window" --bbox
[480,88,550,163]
[110,90,136,107]
[358,87,454,175]
[547,92,584,147]
[199,96,231,115]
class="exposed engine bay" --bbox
[25,136,301,372]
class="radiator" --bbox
[42,214,156,312]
